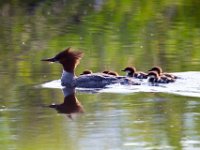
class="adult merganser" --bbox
[147,71,175,85]
[41,48,139,88]
[122,66,147,79]
[148,66,178,79]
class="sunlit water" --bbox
[1,0,200,150]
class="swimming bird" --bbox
[122,66,147,79]
[80,70,93,75]
[147,71,175,85]
[102,70,119,76]
[41,48,139,88]
[148,66,178,79]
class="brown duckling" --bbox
[148,66,178,79]
[122,66,147,79]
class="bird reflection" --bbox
[49,87,84,118]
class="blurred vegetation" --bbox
[0,0,200,76]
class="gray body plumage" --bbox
[61,71,139,88]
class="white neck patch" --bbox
[61,70,75,87]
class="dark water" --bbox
[0,0,200,149]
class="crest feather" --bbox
[65,47,84,60]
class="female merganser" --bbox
[122,66,147,79]
[42,48,139,88]
[148,66,178,79]
[147,71,175,85]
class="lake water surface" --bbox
[0,0,200,150]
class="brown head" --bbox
[121,66,136,77]
[147,71,159,79]
[103,70,118,76]
[102,70,110,74]
[80,70,92,75]
[148,66,162,75]
[41,47,84,73]
[147,71,160,84]
[107,71,118,76]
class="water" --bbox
[1,0,200,150]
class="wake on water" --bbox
[39,72,200,98]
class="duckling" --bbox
[147,71,175,85]
[122,66,147,79]
[102,70,118,76]
[148,66,178,79]
[80,70,93,75]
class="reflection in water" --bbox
[49,87,84,118]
